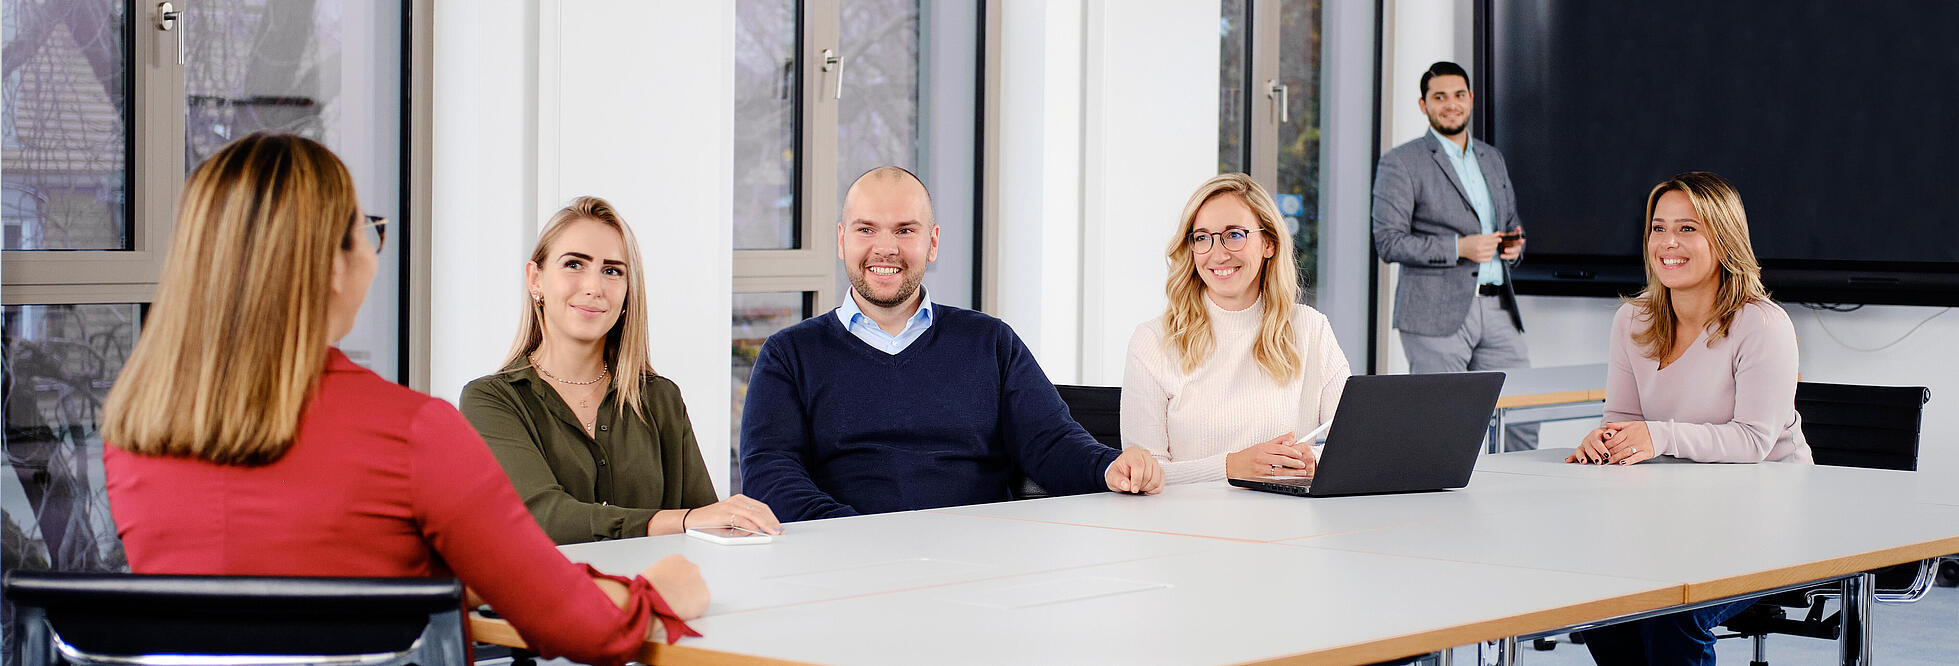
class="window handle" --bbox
[1267,80,1289,124]
[156,2,184,65]
[822,48,845,101]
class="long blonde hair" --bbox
[1628,171,1771,361]
[103,133,361,465]
[1160,173,1302,383]
[502,196,656,421]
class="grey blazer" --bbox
[1370,131,1524,337]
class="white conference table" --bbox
[470,450,1959,665]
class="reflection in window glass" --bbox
[1,0,129,251]
[729,292,812,494]
[184,0,403,380]
[837,0,920,195]
[836,0,978,308]
[1279,0,1322,304]
[734,0,799,251]
[1218,0,1249,173]
[1,304,139,578]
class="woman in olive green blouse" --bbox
[461,196,781,544]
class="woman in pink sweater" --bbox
[1569,171,1811,665]
[1572,171,1811,467]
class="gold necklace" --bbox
[530,353,609,385]
[530,354,609,429]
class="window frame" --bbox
[2,3,182,305]
[733,0,840,308]
[4,1,422,385]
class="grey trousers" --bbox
[1400,293,1538,451]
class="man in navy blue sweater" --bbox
[740,166,1164,522]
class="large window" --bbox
[729,0,982,492]
[1219,0,1323,305]
[1,2,410,655]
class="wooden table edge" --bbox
[1494,388,1605,410]
[1684,536,1959,603]
[1232,585,1682,666]
[469,614,810,666]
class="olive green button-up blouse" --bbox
[459,363,717,544]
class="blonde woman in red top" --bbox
[101,133,705,666]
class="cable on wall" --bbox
[1802,304,1951,353]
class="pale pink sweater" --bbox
[1604,300,1812,463]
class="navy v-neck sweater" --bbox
[739,304,1119,521]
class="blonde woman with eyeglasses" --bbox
[1121,173,1353,484]
[103,133,706,665]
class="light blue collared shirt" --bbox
[835,288,935,355]
[1431,127,1503,286]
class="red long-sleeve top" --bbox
[105,349,693,666]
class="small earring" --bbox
[530,291,541,302]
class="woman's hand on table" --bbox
[1227,432,1315,478]
[1567,421,1653,465]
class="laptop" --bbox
[1227,371,1505,497]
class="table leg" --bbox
[1487,410,1508,455]
[1497,636,1518,666]
[1840,572,1873,665]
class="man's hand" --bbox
[1105,447,1164,495]
[1499,225,1525,260]
[1457,233,1502,263]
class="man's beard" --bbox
[851,265,924,309]
[1430,116,1467,136]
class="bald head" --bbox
[841,166,934,228]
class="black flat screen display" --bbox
[1483,1,1959,304]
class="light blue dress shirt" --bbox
[1431,127,1502,286]
[835,288,935,355]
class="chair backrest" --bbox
[1055,385,1122,450]
[5,571,467,666]
[1796,382,1930,472]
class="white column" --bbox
[430,0,536,403]
[994,0,1086,380]
[545,1,738,497]
[1078,0,1219,385]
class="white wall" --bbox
[433,2,737,496]
[430,0,535,404]
[993,0,1219,385]
[994,0,1085,379]
[1077,0,1220,385]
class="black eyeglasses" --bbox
[1187,227,1263,254]
[355,214,388,254]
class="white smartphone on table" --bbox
[686,525,773,545]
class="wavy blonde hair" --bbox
[1628,171,1771,362]
[1160,173,1302,383]
[502,196,657,421]
[104,133,361,465]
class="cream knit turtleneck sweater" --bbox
[1120,296,1351,484]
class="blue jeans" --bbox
[1581,598,1754,666]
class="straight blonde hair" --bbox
[502,196,657,421]
[103,133,360,465]
[1160,173,1302,384]
[1628,171,1771,362]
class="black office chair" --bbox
[6,571,467,666]
[1055,384,1123,449]
[1718,382,1935,665]
[1014,384,1124,500]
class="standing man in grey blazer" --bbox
[1372,61,1536,450]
